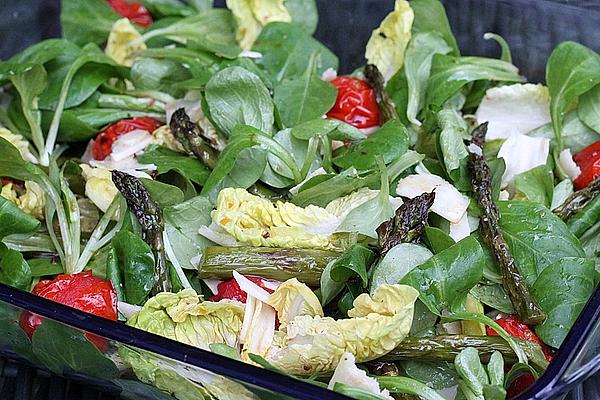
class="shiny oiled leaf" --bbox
[401,236,484,314]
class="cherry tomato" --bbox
[20,271,117,350]
[506,371,537,399]
[486,314,553,361]
[107,0,154,28]
[326,77,380,129]
[574,141,600,171]
[573,141,600,190]
[210,277,275,303]
[486,314,554,398]
[91,117,162,161]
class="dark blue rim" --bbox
[0,283,351,400]
[514,283,600,400]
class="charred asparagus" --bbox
[554,175,600,220]
[380,335,548,371]
[111,170,171,294]
[199,246,340,286]
[376,192,435,255]
[364,64,399,124]
[468,123,545,326]
[170,108,218,169]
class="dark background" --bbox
[2,0,600,81]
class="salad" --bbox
[0,0,599,399]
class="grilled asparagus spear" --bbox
[111,170,171,295]
[364,64,398,124]
[376,192,435,255]
[468,123,545,326]
[199,246,340,286]
[379,335,548,372]
[170,108,218,169]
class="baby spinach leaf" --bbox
[253,22,338,83]
[454,347,489,397]
[9,64,47,158]
[291,118,366,142]
[138,145,210,186]
[205,66,274,136]
[513,164,554,207]
[285,0,318,35]
[405,32,453,126]
[201,126,278,196]
[370,243,433,294]
[497,201,585,286]
[484,33,513,63]
[60,0,121,46]
[386,69,411,127]
[0,196,40,239]
[426,55,523,109]
[31,320,119,379]
[113,230,156,305]
[497,201,595,347]
[546,41,600,149]
[329,244,375,287]
[401,361,458,390]
[336,159,396,238]
[0,244,32,290]
[423,226,455,254]
[532,257,596,348]
[140,179,185,208]
[273,56,337,127]
[131,58,192,93]
[436,108,469,183]
[267,129,313,181]
[164,195,214,270]
[140,9,240,58]
[470,283,515,314]
[333,119,410,171]
[28,258,63,277]
[402,236,485,314]
[410,0,459,56]
[578,83,600,133]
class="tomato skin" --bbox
[573,140,600,189]
[506,372,536,399]
[574,157,600,190]
[210,277,274,303]
[19,271,117,350]
[91,117,162,160]
[107,0,154,28]
[326,77,380,129]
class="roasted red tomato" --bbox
[20,271,117,350]
[326,76,380,129]
[107,0,154,28]
[573,141,600,189]
[210,277,275,303]
[487,314,554,399]
[91,117,162,161]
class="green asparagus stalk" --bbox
[567,195,600,237]
[469,123,546,326]
[379,335,549,371]
[364,64,399,124]
[97,93,166,113]
[111,171,171,295]
[170,108,218,169]
[376,191,435,255]
[198,246,340,286]
[554,175,600,220]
